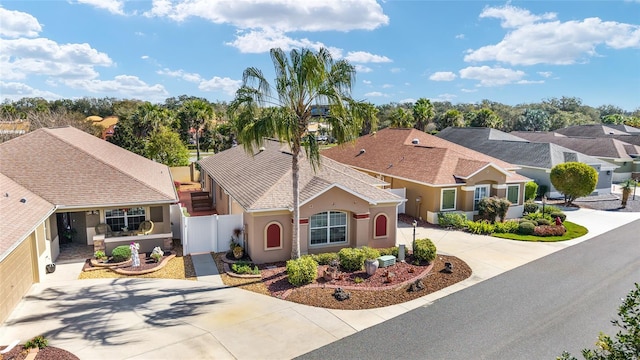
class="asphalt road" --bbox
[298,219,640,360]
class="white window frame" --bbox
[440,188,457,211]
[507,185,520,205]
[105,207,146,232]
[264,221,283,251]
[309,211,348,247]
[474,185,490,210]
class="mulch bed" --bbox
[82,252,174,274]
[223,253,472,310]
[0,345,79,360]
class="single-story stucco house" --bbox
[322,128,531,224]
[197,139,404,264]
[0,126,179,323]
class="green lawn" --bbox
[491,221,588,242]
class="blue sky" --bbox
[1,0,639,111]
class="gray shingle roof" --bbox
[0,173,55,261]
[437,127,616,169]
[0,126,178,208]
[511,131,640,159]
[198,139,402,211]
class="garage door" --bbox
[0,237,36,324]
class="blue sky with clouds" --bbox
[1,0,639,110]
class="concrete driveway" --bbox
[1,208,638,359]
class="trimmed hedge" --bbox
[111,245,131,263]
[524,200,539,214]
[378,247,399,257]
[518,221,536,235]
[309,252,339,265]
[286,256,318,286]
[360,246,381,261]
[550,212,567,222]
[338,248,366,272]
[494,220,520,234]
[437,212,468,229]
[413,238,437,263]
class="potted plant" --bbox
[61,227,77,243]
[150,247,164,263]
[94,250,107,263]
[620,178,636,208]
[364,258,379,276]
[229,228,244,259]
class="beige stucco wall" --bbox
[0,236,37,324]
[170,164,200,183]
[243,187,398,263]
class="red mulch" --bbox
[0,345,79,360]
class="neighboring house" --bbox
[438,127,617,198]
[198,139,403,264]
[511,130,640,182]
[322,128,530,224]
[0,126,179,262]
[0,174,55,324]
[87,115,119,140]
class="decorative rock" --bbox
[408,279,425,292]
[333,287,350,301]
[444,262,453,273]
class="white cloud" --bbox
[145,0,388,32]
[455,34,465,39]
[76,0,126,15]
[225,28,332,54]
[435,93,457,102]
[141,55,149,60]
[364,91,387,97]
[157,68,202,83]
[0,38,113,81]
[429,71,457,81]
[0,7,42,38]
[459,66,526,86]
[63,75,168,101]
[461,88,478,93]
[199,76,242,96]
[355,64,373,73]
[0,81,61,101]
[362,80,372,85]
[466,5,640,66]
[479,5,556,28]
[399,98,416,104]
[390,68,403,73]
[345,51,392,63]
[537,71,552,78]
[382,84,393,88]
[517,80,544,84]
[135,31,145,37]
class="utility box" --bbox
[377,255,396,268]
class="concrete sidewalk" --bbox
[0,208,638,359]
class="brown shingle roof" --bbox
[0,173,55,261]
[322,128,527,185]
[198,139,402,211]
[0,126,178,208]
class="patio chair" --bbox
[95,223,113,237]
[137,220,154,235]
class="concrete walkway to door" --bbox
[0,208,638,359]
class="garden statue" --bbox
[130,242,140,267]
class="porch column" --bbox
[352,213,370,247]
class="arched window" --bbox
[374,213,388,238]
[264,222,282,250]
[309,211,347,246]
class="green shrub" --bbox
[494,220,520,234]
[525,211,552,223]
[549,211,567,222]
[231,261,260,275]
[94,250,106,259]
[466,220,496,235]
[525,181,538,201]
[360,246,381,260]
[286,257,318,286]
[538,185,548,198]
[437,212,468,229]
[354,277,364,284]
[309,252,339,265]
[378,247,399,257]
[338,248,366,272]
[518,221,536,235]
[541,204,562,215]
[111,245,132,262]
[536,218,551,226]
[24,336,48,349]
[477,196,511,223]
[524,200,539,214]
[413,238,437,263]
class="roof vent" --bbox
[259,146,265,152]
[20,198,27,203]
[411,138,419,144]
[358,149,366,155]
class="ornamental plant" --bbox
[286,256,318,286]
[150,246,164,263]
[338,248,366,272]
[550,162,598,205]
[413,238,437,263]
[111,245,131,263]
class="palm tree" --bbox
[389,107,413,128]
[412,98,434,131]
[229,47,364,259]
[179,99,215,160]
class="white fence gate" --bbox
[388,188,406,213]
[181,212,243,255]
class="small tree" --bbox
[145,127,190,166]
[525,181,539,201]
[550,162,598,205]
[477,196,511,223]
[558,283,640,360]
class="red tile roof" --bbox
[322,128,528,185]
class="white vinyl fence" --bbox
[388,188,406,214]
[181,212,243,255]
